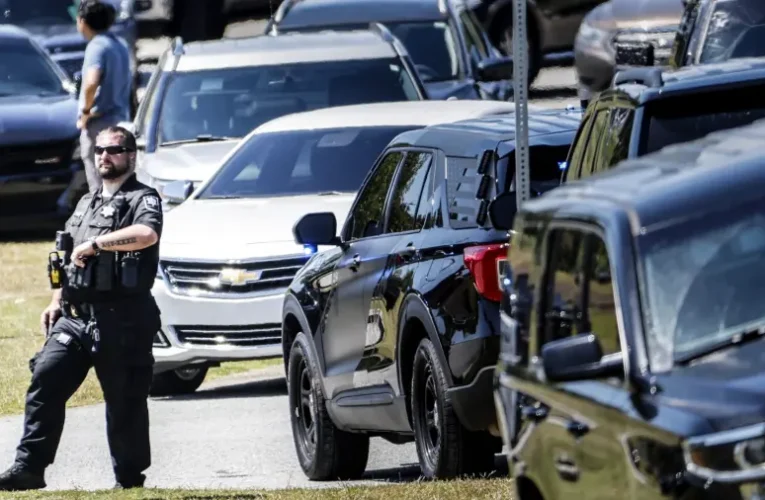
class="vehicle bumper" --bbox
[446,364,498,433]
[151,278,284,374]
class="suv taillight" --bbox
[463,243,509,302]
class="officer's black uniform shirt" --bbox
[63,173,163,304]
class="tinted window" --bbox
[579,109,609,178]
[0,0,76,24]
[446,156,481,229]
[585,236,620,356]
[507,219,542,360]
[346,151,403,241]
[197,126,413,199]
[542,229,586,345]
[387,21,462,82]
[387,152,433,234]
[563,115,592,182]
[459,10,490,62]
[507,145,571,196]
[598,107,634,169]
[414,161,435,229]
[156,59,422,144]
[0,40,66,96]
[642,83,765,154]
[697,0,765,63]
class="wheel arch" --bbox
[282,292,329,397]
[396,293,453,424]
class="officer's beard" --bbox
[98,159,131,180]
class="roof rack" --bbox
[170,36,184,56]
[612,67,664,88]
[273,0,296,23]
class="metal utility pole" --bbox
[512,0,530,209]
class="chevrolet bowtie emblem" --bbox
[218,268,262,285]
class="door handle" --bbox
[397,244,417,261]
[567,420,590,438]
[520,403,548,422]
[349,254,361,272]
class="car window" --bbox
[197,126,414,200]
[414,160,435,229]
[345,151,404,241]
[584,235,620,356]
[578,109,610,179]
[562,115,592,182]
[0,40,67,97]
[641,82,765,154]
[696,0,765,64]
[596,107,634,171]
[507,218,543,361]
[387,21,462,82]
[387,151,434,234]
[459,9,490,64]
[542,229,587,345]
[155,58,421,145]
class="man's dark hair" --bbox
[78,0,117,32]
[101,125,137,152]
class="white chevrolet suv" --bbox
[149,99,515,394]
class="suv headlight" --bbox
[683,423,765,484]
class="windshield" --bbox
[0,40,67,96]
[0,0,79,24]
[156,59,421,145]
[697,0,765,63]
[641,82,765,154]
[196,126,416,200]
[639,198,765,371]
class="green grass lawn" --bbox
[0,240,280,417]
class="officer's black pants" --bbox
[14,298,159,484]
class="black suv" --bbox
[494,116,765,500]
[281,107,582,481]
[566,57,765,183]
[265,0,514,101]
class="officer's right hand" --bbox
[40,302,61,336]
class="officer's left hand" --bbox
[71,241,96,268]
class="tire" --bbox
[411,338,497,478]
[149,366,208,396]
[288,333,370,481]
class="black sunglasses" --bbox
[94,145,134,155]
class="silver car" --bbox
[121,27,427,210]
[148,99,516,395]
[573,0,683,103]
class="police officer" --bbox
[0,126,163,491]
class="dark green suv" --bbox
[563,57,765,183]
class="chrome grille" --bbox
[160,255,310,296]
[174,323,281,347]
[613,27,677,65]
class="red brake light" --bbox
[463,243,509,302]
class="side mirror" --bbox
[542,333,623,382]
[293,212,342,246]
[615,42,655,67]
[488,191,517,231]
[476,56,513,82]
[134,0,153,12]
[161,180,193,204]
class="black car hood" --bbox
[655,336,765,432]
[25,23,88,53]
[0,94,79,146]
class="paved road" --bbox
[0,365,456,491]
[0,15,573,492]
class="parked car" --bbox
[122,29,427,207]
[147,99,516,395]
[0,25,84,232]
[563,57,765,183]
[573,0,683,104]
[0,0,152,118]
[471,0,609,86]
[670,0,765,68]
[281,105,582,481]
[495,116,765,500]
[265,0,514,100]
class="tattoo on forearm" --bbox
[100,237,137,248]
